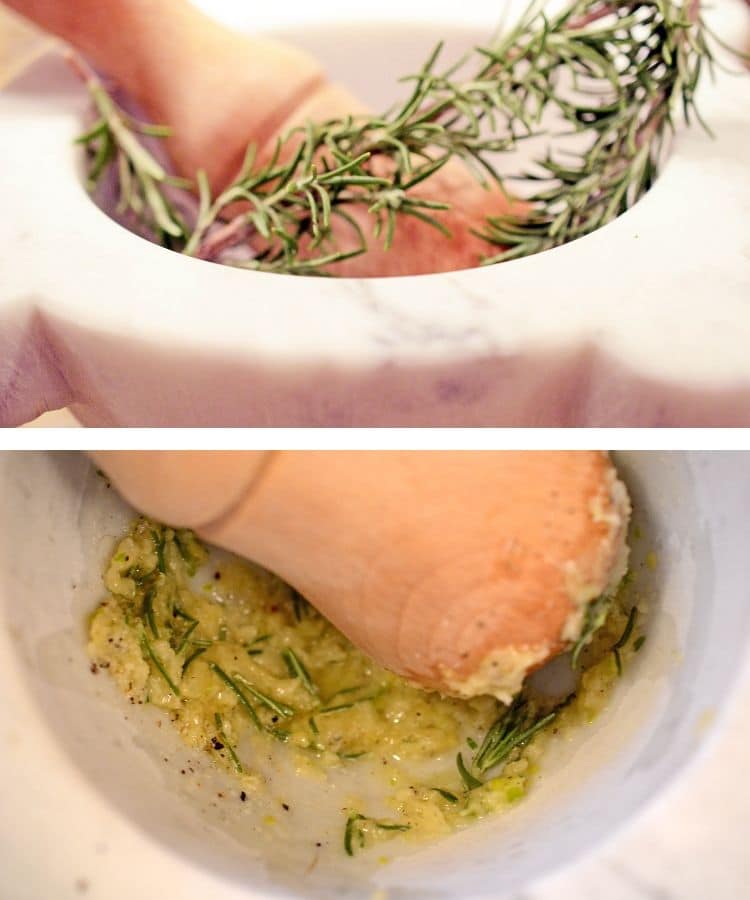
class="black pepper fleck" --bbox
[240,791,247,802]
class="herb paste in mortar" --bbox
[88,518,643,857]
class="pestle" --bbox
[90,451,630,701]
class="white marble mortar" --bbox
[1,0,749,426]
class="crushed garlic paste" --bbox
[88,517,643,857]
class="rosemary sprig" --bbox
[74,61,189,241]
[76,1,733,274]
[471,696,557,775]
[478,0,721,261]
[456,695,561,790]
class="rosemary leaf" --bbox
[571,594,613,669]
[344,813,365,856]
[282,648,318,696]
[173,606,198,623]
[182,645,207,674]
[151,529,166,574]
[319,695,379,714]
[612,606,638,676]
[433,788,459,803]
[209,663,262,730]
[233,673,295,718]
[343,813,409,857]
[290,589,309,622]
[456,752,482,790]
[214,711,243,773]
[142,588,159,639]
[140,633,180,696]
[175,619,198,654]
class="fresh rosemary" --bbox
[142,587,159,639]
[432,787,460,803]
[233,673,296,718]
[75,1,736,274]
[174,617,199,654]
[214,711,243,773]
[290,588,310,622]
[455,694,560,790]
[456,751,484,790]
[471,696,558,775]
[140,632,180,696]
[571,593,613,669]
[319,694,380,714]
[281,647,318,696]
[181,644,207,674]
[151,529,167,575]
[208,662,263,730]
[73,60,189,243]
[611,605,638,675]
[344,813,411,857]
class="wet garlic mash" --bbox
[88,518,643,857]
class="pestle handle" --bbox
[2,0,326,186]
[91,451,630,701]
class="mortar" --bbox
[1,0,749,426]
[1,450,749,897]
